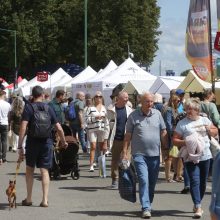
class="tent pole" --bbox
[208,0,215,93]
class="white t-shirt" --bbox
[0,100,11,125]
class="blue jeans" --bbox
[183,162,190,188]
[133,154,160,211]
[185,159,210,208]
[71,125,87,152]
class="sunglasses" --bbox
[95,95,102,98]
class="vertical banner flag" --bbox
[217,0,220,30]
[214,0,220,51]
[185,0,212,82]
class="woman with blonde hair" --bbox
[9,96,25,152]
[85,91,110,173]
[173,98,218,218]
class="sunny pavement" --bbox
[0,150,212,220]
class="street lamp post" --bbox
[84,0,88,68]
[0,28,17,88]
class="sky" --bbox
[150,0,217,76]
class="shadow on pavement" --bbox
[59,186,106,192]
[0,203,10,210]
[155,190,181,194]
[69,210,140,218]
[152,209,192,218]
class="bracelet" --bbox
[17,147,23,149]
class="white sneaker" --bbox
[142,210,151,218]
[89,166,94,172]
[194,208,203,218]
[93,163,97,168]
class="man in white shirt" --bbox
[0,89,11,164]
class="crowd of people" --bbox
[0,85,220,219]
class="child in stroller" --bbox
[49,124,80,180]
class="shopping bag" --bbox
[98,154,106,178]
[169,146,179,158]
[118,163,136,203]
[209,137,220,159]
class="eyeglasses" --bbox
[95,96,102,98]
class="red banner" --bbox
[37,71,48,82]
[214,32,220,52]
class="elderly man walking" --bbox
[122,92,167,219]
[107,91,133,188]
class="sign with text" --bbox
[37,71,49,82]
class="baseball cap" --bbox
[175,89,185,95]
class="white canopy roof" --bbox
[87,60,117,82]
[177,70,211,92]
[17,68,69,96]
[97,58,156,84]
[123,79,157,95]
[67,66,97,85]
[150,76,185,100]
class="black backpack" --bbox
[28,103,52,138]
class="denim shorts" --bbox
[25,137,53,169]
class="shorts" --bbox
[88,130,105,143]
[25,137,53,169]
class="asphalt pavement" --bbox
[0,150,213,220]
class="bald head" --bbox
[76,91,85,101]
[140,92,154,112]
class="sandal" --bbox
[40,202,49,207]
[22,199,32,206]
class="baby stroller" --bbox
[49,124,80,180]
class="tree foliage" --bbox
[0,0,160,81]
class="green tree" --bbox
[0,0,161,80]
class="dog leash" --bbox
[14,160,21,181]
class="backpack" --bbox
[65,102,76,121]
[12,112,22,135]
[28,103,52,138]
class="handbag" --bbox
[209,136,220,159]
[118,162,136,203]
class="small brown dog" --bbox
[6,180,16,210]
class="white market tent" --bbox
[16,68,69,97]
[123,79,157,95]
[149,76,185,101]
[87,60,117,82]
[68,66,97,84]
[177,70,211,92]
[72,58,157,106]
[177,70,220,104]
[97,58,156,83]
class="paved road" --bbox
[0,150,212,220]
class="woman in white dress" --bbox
[85,91,109,172]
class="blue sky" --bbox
[150,0,217,76]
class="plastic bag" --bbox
[98,154,106,178]
[169,146,179,158]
